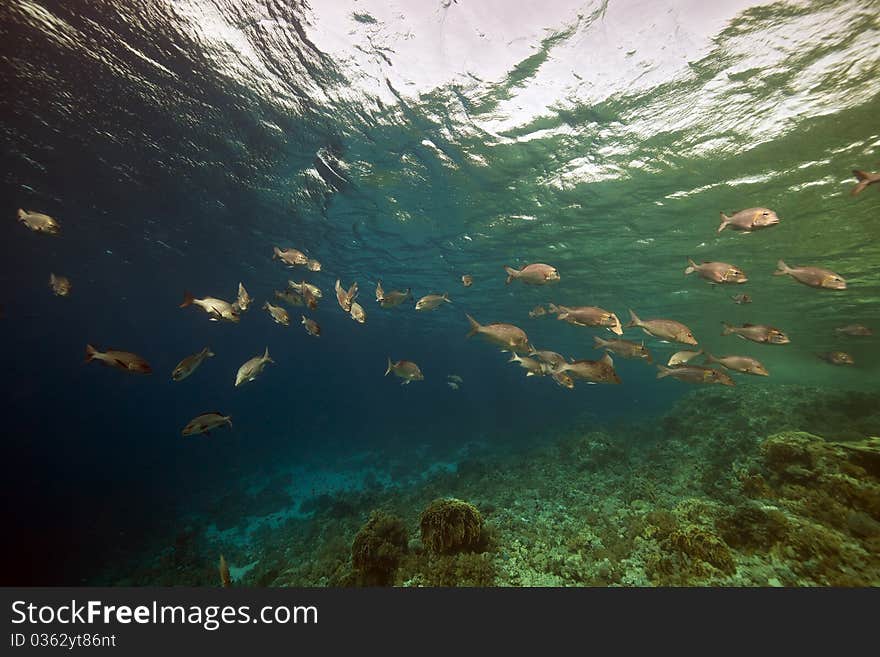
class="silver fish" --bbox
[415,292,451,311]
[774,260,846,290]
[172,346,215,381]
[385,358,424,384]
[717,208,779,233]
[180,292,240,322]
[684,258,748,284]
[17,209,60,235]
[465,314,532,353]
[626,309,697,345]
[703,352,769,376]
[234,347,273,387]
[504,263,560,285]
[721,322,790,345]
[182,412,232,437]
[656,365,735,386]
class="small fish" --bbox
[447,381,459,390]
[272,246,309,267]
[817,351,855,366]
[555,353,621,384]
[301,315,321,337]
[49,273,72,297]
[350,301,366,324]
[288,280,323,299]
[85,344,152,374]
[182,412,232,437]
[684,258,748,284]
[235,283,252,312]
[703,352,769,376]
[447,374,463,383]
[851,170,880,196]
[461,274,473,287]
[774,260,846,290]
[415,292,451,311]
[16,209,60,235]
[306,258,321,272]
[465,314,532,353]
[626,309,697,345]
[172,346,215,381]
[335,279,358,312]
[376,281,412,308]
[717,208,779,233]
[667,349,703,367]
[234,347,273,387]
[300,284,318,310]
[385,358,424,385]
[275,289,305,307]
[219,554,232,587]
[180,292,240,322]
[552,371,575,389]
[549,304,623,335]
[530,349,567,368]
[834,324,872,337]
[263,301,290,326]
[529,305,547,318]
[592,336,652,363]
[657,365,735,386]
[721,322,790,344]
[731,294,752,304]
[504,263,560,285]
[509,353,548,376]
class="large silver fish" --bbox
[465,314,532,353]
[717,208,779,233]
[234,347,273,387]
[17,209,60,235]
[774,260,846,290]
[626,309,697,345]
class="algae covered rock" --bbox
[351,510,409,586]
[419,498,484,554]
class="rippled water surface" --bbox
[1,0,878,583]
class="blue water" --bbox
[1,0,879,584]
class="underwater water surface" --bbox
[1,0,879,586]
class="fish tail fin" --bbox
[626,308,641,328]
[656,365,673,379]
[851,171,870,195]
[593,336,608,349]
[773,259,790,276]
[465,314,481,337]
[405,288,412,298]
[84,344,98,363]
[721,321,734,336]
[180,291,194,308]
[443,292,451,302]
[263,347,273,364]
[508,353,521,363]
[262,301,269,310]
[206,347,215,358]
[684,258,697,275]
[226,416,233,430]
[385,357,392,376]
[718,212,730,233]
[703,351,716,364]
[547,303,559,314]
[503,266,517,284]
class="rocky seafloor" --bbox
[97,384,880,587]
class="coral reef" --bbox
[93,385,880,587]
[419,499,485,555]
[351,511,408,586]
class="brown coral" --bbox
[419,498,484,554]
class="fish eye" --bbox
[762,211,769,216]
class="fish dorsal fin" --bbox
[743,323,755,327]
